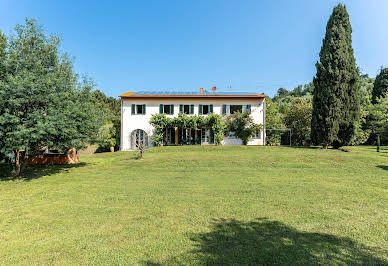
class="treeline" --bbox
[0,18,120,175]
[266,71,387,146]
[266,4,387,148]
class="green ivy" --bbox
[149,113,225,146]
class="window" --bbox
[160,104,174,115]
[230,105,243,114]
[222,104,251,115]
[255,130,261,139]
[199,104,213,115]
[179,104,194,114]
[131,104,146,115]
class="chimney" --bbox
[200,88,204,95]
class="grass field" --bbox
[0,146,387,265]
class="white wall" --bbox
[121,98,265,150]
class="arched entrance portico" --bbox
[130,129,149,150]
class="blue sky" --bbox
[1,0,387,97]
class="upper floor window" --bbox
[180,104,194,114]
[131,104,146,115]
[160,104,174,115]
[199,104,213,115]
[222,104,251,115]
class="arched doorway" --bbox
[130,129,149,150]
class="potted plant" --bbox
[108,138,116,152]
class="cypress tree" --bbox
[311,4,360,148]
[372,67,388,104]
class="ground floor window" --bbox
[178,128,200,145]
[201,128,215,144]
[255,130,262,139]
[164,128,176,145]
[162,127,214,145]
[130,129,148,149]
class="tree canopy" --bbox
[0,18,103,175]
[311,4,360,148]
[372,68,388,104]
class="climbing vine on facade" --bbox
[149,113,225,146]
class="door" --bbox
[201,129,210,144]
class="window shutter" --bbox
[160,104,164,114]
[132,104,135,115]
[210,104,213,113]
[142,104,146,115]
[222,104,226,115]
[199,104,203,115]
[170,104,174,114]
[179,104,183,113]
[190,104,194,114]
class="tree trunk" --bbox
[13,149,26,177]
[14,149,21,176]
[322,143,328,149]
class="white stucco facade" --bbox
[120,95,266,150]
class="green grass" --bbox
[0,146,387,265]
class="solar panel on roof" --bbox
[132,90,257,96]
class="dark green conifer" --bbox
[311,4,360,148]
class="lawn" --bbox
[0,146,387,265]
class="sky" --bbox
[1,0,388,97]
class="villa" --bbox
[120,88,266,150]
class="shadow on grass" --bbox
[377,165,388,171]
[0,162,87,181]
[143,218,386,265]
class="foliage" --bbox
[92,89,121,122]
[282,98,312,145]
[265,97,284,129]
[350,74,374,145]
[0,18,103,175]
[224,112,262,145]
[149,113,225,146]
[311,4,360,148]
[265,97,285,145]
[0,30,7,160]
[372,68,388,104]
[366,92,388,144]
[96,118,121,152]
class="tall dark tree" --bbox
[311,4,360,148]
[0,30,7,161]
[372,68,388,104]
